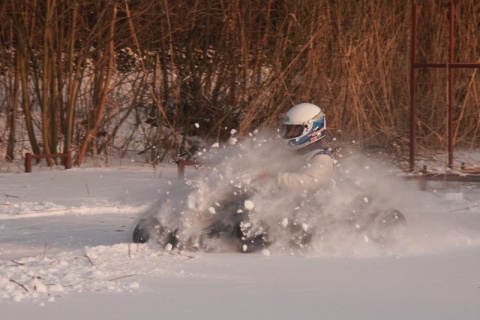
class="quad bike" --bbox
[133,191,270,252]
[132,190,406,253]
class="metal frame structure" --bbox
[410,0,480,170]
[24,152,72,173]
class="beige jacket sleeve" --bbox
[277,153,334,190]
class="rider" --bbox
[237,102,335,250]
[133,102,335,249]
[277,102,335,190]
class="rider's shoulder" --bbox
[307,147,332,158]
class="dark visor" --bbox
[283,125,305,139]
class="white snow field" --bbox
[1,140,480,320]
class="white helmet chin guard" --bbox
[282,103,326,150]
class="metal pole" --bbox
[65,151,73,169]
[25,153,32,173]
[410,0,480,172]
[409,0,418,171]
[448,0,455,169]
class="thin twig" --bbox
[10,260,24,266]
[84,177,90,195]
[84,254,94,266]
[9,279,28,292]
[108,274,136,282]
[177,251,195,259]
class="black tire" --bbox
[233,220,270,253]
[197,221,233,252]
[132,218,150,243]
[132,217,180,249]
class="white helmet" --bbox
[282,103,326,150]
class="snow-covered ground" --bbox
[1,140,480,319]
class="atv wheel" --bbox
[132,218,151,243]
[197,221,233,252]
[233,220,270,253]
[132,217,181,249]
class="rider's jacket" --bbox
[276,146,335,190]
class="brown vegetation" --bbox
[0,0,478,168]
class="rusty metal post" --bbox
[65,151,72,169]
[177,159,201,178]
[177,160,186,178]
[410,0,480,171]
[447,0,455,168]
[25,153,32,173]
[409,1,418,171]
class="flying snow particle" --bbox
[230,129,237,135]
[208,207,216,214]
[243,244,248,252]
[229,137,238,145]
[281,218,289,228]
[244,200,255,210]
[211,143,220,148]
[363,197,369,203]
[165,243,173,251]
[262,249,271,256]
[241,221,251,229]
[195,123,200,128]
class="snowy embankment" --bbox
[1,145,480,319]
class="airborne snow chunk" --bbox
[244,200,255,210]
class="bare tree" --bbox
[1,0,479,167]
[75,4,118,165]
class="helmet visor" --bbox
[283,124,305,139]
